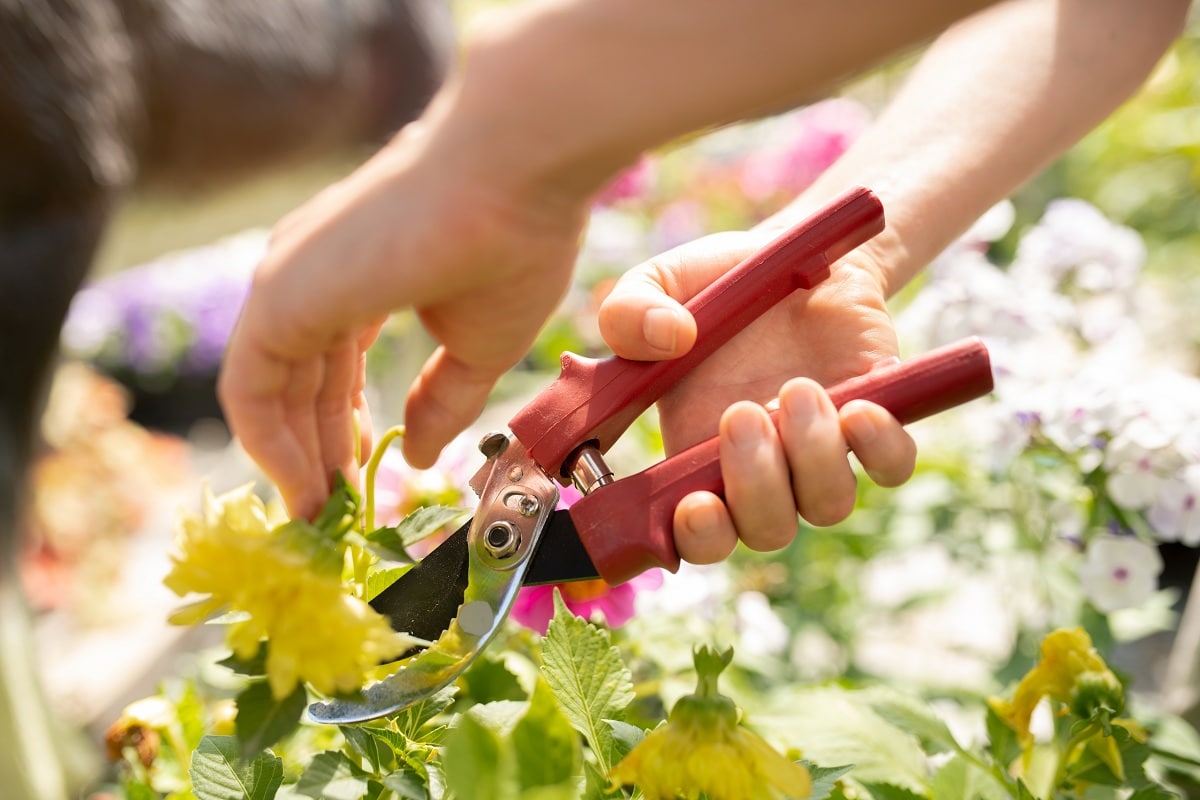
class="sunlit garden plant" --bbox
[88,88,1200,799]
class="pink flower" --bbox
[510,483,664,634]
[737,98,869,202]
[371,434,476,527]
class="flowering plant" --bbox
[61,230,265,389]
[90,82,1200,799]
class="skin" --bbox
[219,0,1189,566]
[599,0,1190,562]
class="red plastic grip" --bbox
[569,337,995,584]
[508,186,885,480]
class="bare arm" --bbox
[774,0,1191,294]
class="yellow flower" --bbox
[164,483,418,698]
[988,627,1124,742]
[610,646,811,800]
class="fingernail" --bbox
[843,407,878,445]
[643,307,679,353]
[727,407,766,452]
[781,384,818,426]
[685,502,721,540]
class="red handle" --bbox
[569,337,994,584]
[508,186,885,480]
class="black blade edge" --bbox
[369,521,470,643]
[524,509,600,585]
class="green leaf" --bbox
[366,506,469,562]
[541,591,635,773]
[366,566,409,602]
[460,653,527,704]
[864,687,959,755]
[929,754,1008,800]
[381,769,430,800]
[513,679,582,789]
[804,762,855,800]
[121,778,159,800]
[393,686,458,741]
[985,703,1022,770]
[339,725,405,773]
[749,687,930,795]
[218,648,267,678]
[1127,787,1181,800]
[234,681,307,758]
[604,720,645,761]
[313,471,362,539]
[442,712,517,800]
[190,735,283,800]
[294,751,371,800]
[860,783,925,800]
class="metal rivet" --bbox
[483,521,520,558]
[507,464,524,482]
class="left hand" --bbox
[598,230,917,564]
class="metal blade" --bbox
[369,520,470,643]
[523,509,600,584]
[369,510,599,645]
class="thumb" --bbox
[598,231,759,361]
[401,346,504,468]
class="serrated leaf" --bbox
[750,687,929,795]
[190,736,283,800]
[864,687,959,755]
[339,725,405,773]
[234,681,306,757]
[442,712,517,800]
[366,507,468,561]
[541,591,634,773]
[513,680,581,789]
[366,566,409,601]
[294,751,371,800]
[804,762,854,800]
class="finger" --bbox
[220,334,323,518]
[719,402,799,552]
[673,491,739,565]
[598,232,752,360]
[280,356,328,519]
[315,336,362,493]
[777,378,858,527]
[402,346,503,468]
[839,400,917,488]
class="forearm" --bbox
[421,0,997,204]
[772,0,1190,296]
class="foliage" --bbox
[92,44,1200,798]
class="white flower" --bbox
[733,591,789,657]
[1147,463,1200,546]
[1078,534,1163,613]
[1104,417,1184,510]
[1011,198,1145,296]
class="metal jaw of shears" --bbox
[310,434,560,723]
[309,186,998,724]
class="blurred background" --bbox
[11,1,1200,794]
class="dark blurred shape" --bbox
[0,3,452,790]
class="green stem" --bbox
[364,425,407,535]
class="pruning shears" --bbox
[309,186,994,724]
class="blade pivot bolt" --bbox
[484,520,521,558]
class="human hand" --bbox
[598,230,917,564]
[219,123,591,519]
